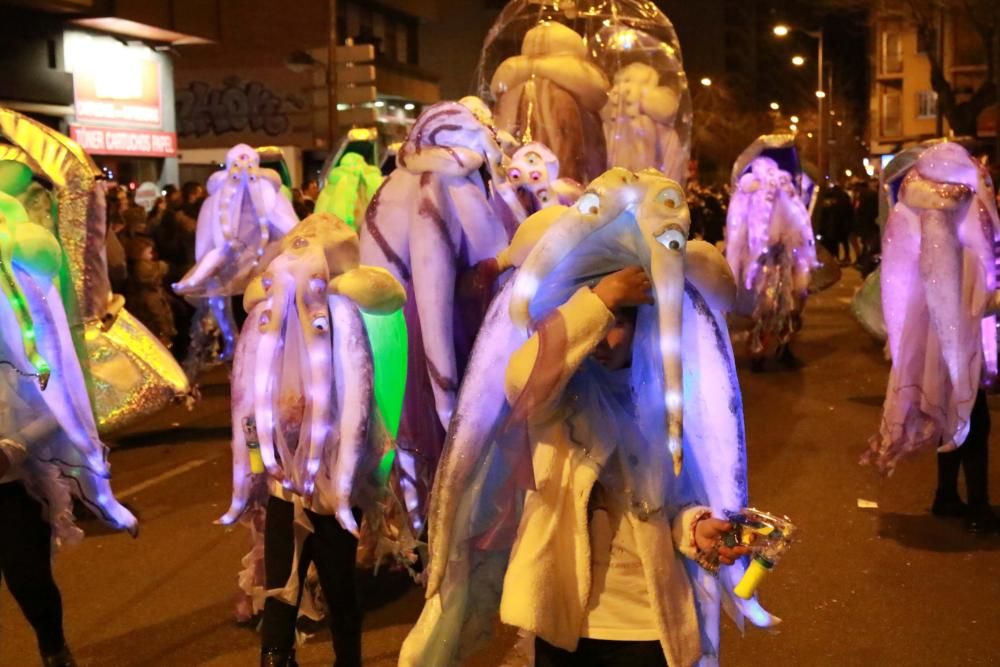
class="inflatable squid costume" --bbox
[725,136,819,364]
[173,143,299,362]
[865,142,1000,473]
[359,101,525,531]
[218,212,405,531]
[401,169,776,666]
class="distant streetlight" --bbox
[836,120,843,127]
[773,23,828,178]
[845,169,853,178]
[790,123,798,132]
[700,77,712,86]
[790,115,800,123]
[769,101,780,110]
[404,103,415,111]
[807,132,814,138]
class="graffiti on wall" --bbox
[176,76,307,138]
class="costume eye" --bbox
[661,228,686,252]
[312,315,329,331]
[509,168,521,181]
[577,192,600,215]
[525,152,540,165]
[657,186,683,209]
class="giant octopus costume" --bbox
[491,21,609,184]
[359,102,525,532]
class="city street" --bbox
[2,270,998,666]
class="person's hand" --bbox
[694,517,750,566]
[592,266,653,310]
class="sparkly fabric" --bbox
[0,107,188,430]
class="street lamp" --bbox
[773,23,826,179]
[790,115,799,123]
[791,55,805,66]
[789,123,798,132]
[700,77,712,86]
[769,101,780,110]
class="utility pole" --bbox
[327,0,338,151]
[816,27,825,182]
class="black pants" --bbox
[261,495,362,666]
[535,637,667,667]
[937,389,991,511]
[0,481,66,656]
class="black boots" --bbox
[42,645,77,667]
[261,648,299,667]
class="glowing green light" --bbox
[361,309,407,438]
[376,448,396,487]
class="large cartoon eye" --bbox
[312,314,329,331]
[577,192,600,215]
[509,168,522,181]
[525,151,540,165]
[657,186,683,209]
[660,227,686,252]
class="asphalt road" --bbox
[2,269,998,666]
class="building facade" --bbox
[0,0,215,189]
[172,0,442,186]
[869,0,997,159]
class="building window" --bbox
[917,90,938,119]
[880,22,903,75]
[881,84,902,137]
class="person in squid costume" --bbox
[491,21,610,184]
[0,192,137,667]
[0,108,188,433]
[602,62,686,183]
[864,142,1000,533]
[217,212,407,666]
[359,101,526,534]
[725,136,819,372]
[173,143,299,364]
[507,141,583,214]
[400,168,778,667]
[315,152,383,233]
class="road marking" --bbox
[118,458,211,497]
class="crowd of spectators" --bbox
[104,182,205,356]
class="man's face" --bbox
[167,190,182,208]
[593,308,637,371]
[186,186,204,204]
[304,181,320,199]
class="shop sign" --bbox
[65,31,163,127]
[70,125,177,157]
